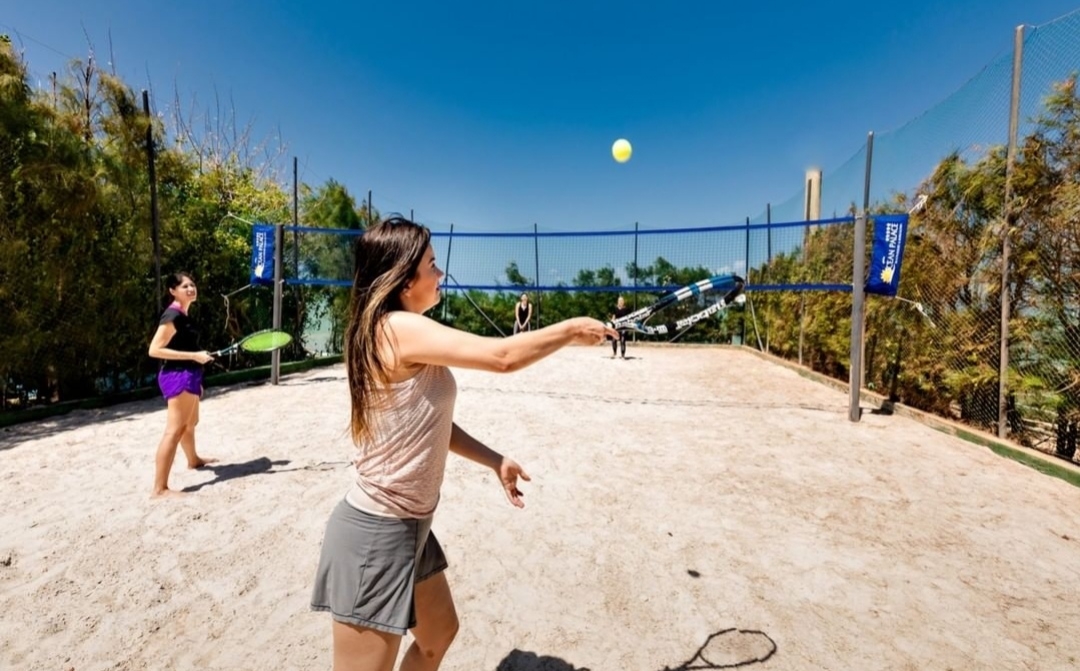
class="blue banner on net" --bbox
[250,223,275,285]
[866,214,909,297]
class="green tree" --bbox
[296,179,370,353]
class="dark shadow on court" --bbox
[182,456,291,492]
[0,397,166,451]
[494,627,776,671]
[1,380,291,450]
[286,375,342,386]
[495,650,590,671]
[0,368,344,451]
[870,400,895,415]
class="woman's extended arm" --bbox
[385,311,615,373]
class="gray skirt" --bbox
[310,497,449,635]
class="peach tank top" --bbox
[346,364,457,518]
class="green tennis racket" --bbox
[210,330,293,357]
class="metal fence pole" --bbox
[633,222,639,313]
[271,222,283,385]
[998,24,1025,439]
[534,223,541,328]
[766,203,772,352]
[800,183,811,366]
[293,157,299,276]
[744,216,750,346]
[633,222,639,343]
[849,132,874,422]
[442,224,454,322]
[292,157,300,343]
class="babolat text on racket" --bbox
[610,274,746,336]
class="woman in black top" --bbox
[513,292,532,334]
[611,295,632,358]
[147,272,216,497]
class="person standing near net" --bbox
[610,295,632,359]
[309,216,616,671]
[513,292,532,334]
[147,272,217,498]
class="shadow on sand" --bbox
[493,627,777,671]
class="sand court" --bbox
[2,345,1079,670]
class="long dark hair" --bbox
[166,271,194,291]
[344,216,431,445]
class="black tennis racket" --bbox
[610,274,746,336]
[210,329,293,357]
[662,627,778,670]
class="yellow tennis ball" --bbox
[612,138,632,163]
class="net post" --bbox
[292,157,299,280]
[292,157,300,353]
[633,222,639,343]
[849,131,874,422]
[271,222,284,385]
[534,223,541,328]
[633,222,639,313]
[766,203,772,351]
[998,24,1025,439]
[442,223,454,322]
[744,216,750,346]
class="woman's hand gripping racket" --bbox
[210,329,293,357]
[610,274,746,336]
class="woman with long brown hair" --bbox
[310,216,615,670]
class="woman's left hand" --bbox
[497,457,531,508]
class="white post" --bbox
[805,167,822,222]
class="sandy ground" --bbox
[2,345,1080,671]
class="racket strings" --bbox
[210,329,293,357]
[241,330,293,352]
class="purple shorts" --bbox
[158,367,204,400]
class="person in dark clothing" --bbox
[610,295,632,359]
[513,293,532,334]
[147,272,217,497]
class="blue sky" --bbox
[4,1,1078,233]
